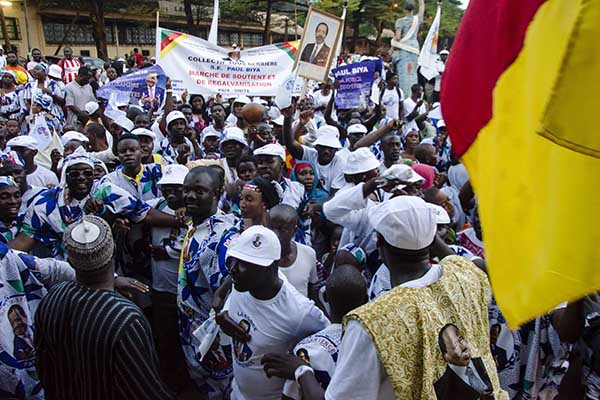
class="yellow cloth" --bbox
[463,0,600,327]
[345,256,507,399]
[5,65,29,85]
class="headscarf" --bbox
[290,160,329,204]
[33,93,53,111]
[412,164,435,190]
[0,175,16,189]
[1,70,16,83]
[92,157,108,176]
[60,152,95,186]
[34,63,49,74]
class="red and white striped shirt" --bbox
[58,58,81,84]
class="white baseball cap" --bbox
[253,143,286,161]
[7,136,39,151]
[220,127,248,148]
[226,225,281,267]
[166,111,186,126]
[437,120,446,128]
[380,164,425,186]
[428,203,451,224]
[313,125,341,149]
[61,130,90,146]
[271,115,284,126]
[157,164,188,186]
[440,49,450,56]
[368,196,438,250]
[131,127,156,140]
[233,95,251,105]
[201,128,221,142]
[84,101,99,115]
[343,148,380,175]
[48,64,62,79]
[347,124,368,135]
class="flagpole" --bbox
[155,11,161,62]
[334,0,347,62]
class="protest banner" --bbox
[96,65,167,108]
[332,60,376,109]
[156,27,299,97]
[418,3,442,81]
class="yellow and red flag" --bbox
[441,0,600,327]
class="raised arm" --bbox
[281,106,305,160]
[324,84,347,140]
[352,119,397,150]
[159,78,174,133]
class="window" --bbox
[142,50,150,56]
[0,17,21,41]
[241,32,263,48]
[119,25,155,45]
[43,21,115,44]
[80,50,91,56]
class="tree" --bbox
[89,0,108,60]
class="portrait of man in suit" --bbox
[300,22,331,67]
[8,304,34,362]
[434,323,495,400]
[140,72,164,110]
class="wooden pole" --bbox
[0,6,11,48]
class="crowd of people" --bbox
[0,42,598,400]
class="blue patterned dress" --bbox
[177,212,240,396]
[393,15,422,96]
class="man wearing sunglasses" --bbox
[9,153,180,259]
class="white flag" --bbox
[208,0,219,45]
[418,4,441,81]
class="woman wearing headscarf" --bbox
[0,71,21,120]
[290,160,329,205]
[23,63,65,130]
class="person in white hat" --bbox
[283,117,346,194]
[216,225,328,400]
[177,166,239,398]
[225,95,251,127]
[253,142,304,209]
[131,127,164,165]
[220,126,248,177]
[6,136,59,188]
[271,114,285,142]
[159,110,198,165]
[144,164,190,390]
[293,196,504,400]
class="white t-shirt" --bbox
[228,276,329,400]
[283,323,342,399]
[27,166,59,188]
[380,87,404,120]
[403,97,428,121]
[325,266,444,400]
[301,145,346,192]
[279,243,319,297]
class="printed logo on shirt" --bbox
[0,297,36,370]
[233,318,253,366]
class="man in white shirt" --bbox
[380,71,404,120]
[6,136,58,188]
[217,225,329,400]
[402,84,428,134]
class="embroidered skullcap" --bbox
[63,215,114,271]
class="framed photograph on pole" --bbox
[294,7,343,82]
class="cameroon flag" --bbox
[441,0,600,327]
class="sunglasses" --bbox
[66,170,94,179]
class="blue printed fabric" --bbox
[21,180,150,258]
